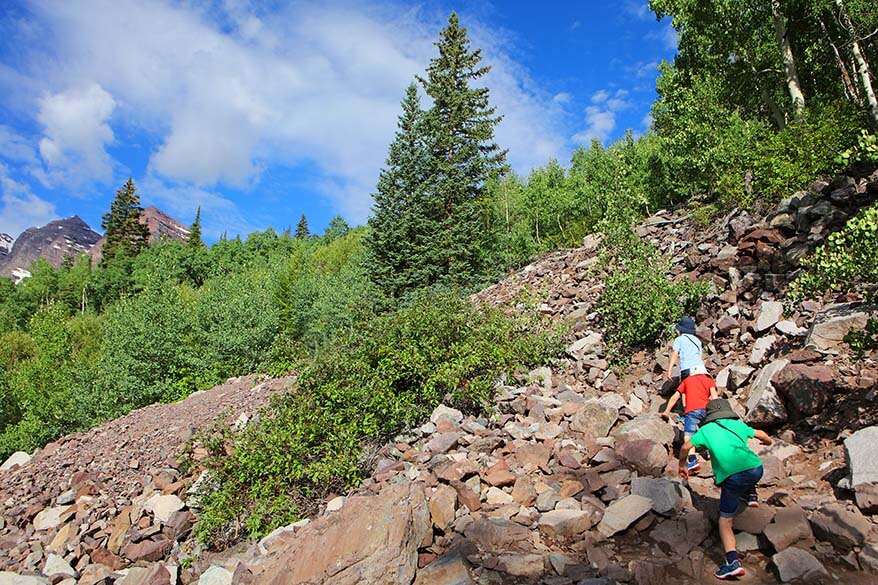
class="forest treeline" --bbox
[0,4,876,546]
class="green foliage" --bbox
[294,214,310,239]
[101,178,150,264]
[844,317,878,359]
[187,207,204,249]
[789,203,878,301]
[836,130,878,167]
[598,232,709,358]
[194,292,560,547]
[367,14,507,296]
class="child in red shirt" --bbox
[661,373,718,472]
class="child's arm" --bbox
[709,384,719,399]
[753,429,773,446]
[661,392,681,419]
[667,350,679,381]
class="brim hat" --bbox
[702,398,740,425]
[675,316,697,336]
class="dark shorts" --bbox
[680,369,691,381]
[719,465,763,518]
[683,408,707,435]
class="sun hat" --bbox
[675,316,697,336]
[701,398,740,425]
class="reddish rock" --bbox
[449,480,481,512]
[122,539,172,562]
[772,363,834,418]
[616,440,668,476]
[481,460,516,487]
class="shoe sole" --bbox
[688,465,700,473]
[747,502,759,507]
[715,568,745,580]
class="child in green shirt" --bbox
[678,399,773,580]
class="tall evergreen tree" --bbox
[417,12,508,288]
[365,83,433,297]
[187,207,204,248]
[101,178,150,264]
[294,214,310,239]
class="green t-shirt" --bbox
[689,419,763,485]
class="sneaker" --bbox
[715,559,745,580]
[686,458,701,473]
[740,492,759,508]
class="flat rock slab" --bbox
[538,509,597,539]
[0,574,49,585]
[611,414,674,446]
[414,552,473,585]
[597,495,652,537]
[0,452,31,472]
[253,482,431,585]
[631,477,691,515]
[845,426,878,487]
[764,505,813,551]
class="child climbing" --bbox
[677,399,772,580]
[666,316,706,381]
[660,371,719,473]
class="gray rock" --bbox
[145,494,185,524]
[32,506,66,531]
[764,505,813,551]
[0,574,49,585]
[809,503,871,550]
[859,543,878,573]
[844,426,878,513]
[0,451,31,472]
[776,320,806,337]
[631,477,691,515]
[755,301,784,333]
[569,401,618,439]
[745,360,789,426]
[772,548,829,584]
[430,404,464,426]
[749,335,776,365]
[648,511,710,555]
[42,555,74,578]
[611,414,675,446]
[197,566,233,585]
[538,509,597,539]
[597,495,652,537]
[413,552,473,585]
[806,303,878,352]
[536,490,561,513]
[566,332,604,358]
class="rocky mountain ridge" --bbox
[1,170,877,584]
[0,207,190,282]
[0,217,101,282]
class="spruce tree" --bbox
[101,178,150,264]
[417,12,507,288]
[365,83,433,297]
[187,207,203,248]
[294,214,310,239]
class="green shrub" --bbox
[789,203,878,303]
[598,232,708,358]
[193,292,560,547]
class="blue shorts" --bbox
[719,466,763,518]
[683,409,707,435]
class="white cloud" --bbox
[648,22,679,51]
[141,176,259,240]
[0,125,39,165]
[633,60,659,78]
[35,83,116,187]
[571,89,631,144]
[6,0,568,223]
[642,112,654,129]
[553,92,573,104]
[0,163,57,238]
[623,1,653,21]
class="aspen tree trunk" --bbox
[836,0,878,126]
[818,14,860,102]
[771,0,806,119]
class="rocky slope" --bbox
[89,207,190,265]
[0,217,101,281]
[1,172,878,585]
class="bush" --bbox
[193,292,560,547]
[789,203,878,302]
[598,231,708,358]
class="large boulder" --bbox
[0,451,31,472]
[764,505,813,551]
[253,482,431,585]
[611,414,675,446]
[844,426,878,513]
[745,360,789,427]
[597,495,652,537]
[809,503,872,550]
[772,548,829,584]
[615,440,668,476]
[631,477,691,515]
[413,553,472,585]
[538,509,598,540]
[569,401,618,439]
[772,363,833,419]
[0,574,49,585]
[806,303,878,352]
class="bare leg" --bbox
[718,516,737,554]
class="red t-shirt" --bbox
[677,374,715,413]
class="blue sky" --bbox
[0,0,676,243]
